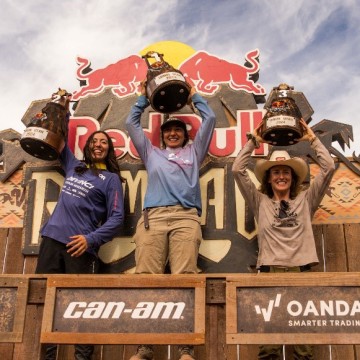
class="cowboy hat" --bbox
[254,150,308,185]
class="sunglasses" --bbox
[279,200,289,219]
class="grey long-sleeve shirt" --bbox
[232,138,335,268]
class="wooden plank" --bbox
[344,223,360,272]
[0,228,9,273]
[23,256,38,275]
[313,345,330,360]
[323,224,355,356]
[229,333,360,345]
[3,228,24,274]
[355,345,360,360]
[322,224,347,272]
[330,344,356,360]
[27,279,46,305]
[42,332,205,345]
[194,287,206,334]
[226,272,360,286]
[313,224,325,272]
[45,273,207,288]
[102,345,124,360]
[57,345,74,360]
[206,304,219,359]
[206,278,226,304]
[13,304,43,360]
[0,344,14,359]
[239,344,259,359]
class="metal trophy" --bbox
[20,88,71,160]
[143,51,190,113]
[260,83,314,146]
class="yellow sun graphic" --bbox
[140,40,196,68]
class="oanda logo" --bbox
[254,294,360,322]
[63,301,186,319]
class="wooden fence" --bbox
[0,223,360,360]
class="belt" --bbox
[143,205,182,230]
[259,264,311,273]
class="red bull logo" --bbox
[179,49,265,95]
[72,55,148,101]
[72,46,265,100]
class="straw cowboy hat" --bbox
[254,150,308,185]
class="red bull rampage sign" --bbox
[18,41,328,273]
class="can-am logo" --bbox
[63,301,186,319]
[255,294,360,322]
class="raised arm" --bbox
[191,90,216,163]
[125,83,152,161]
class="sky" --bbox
[1,0,359,156]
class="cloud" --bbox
[1,0,359,156]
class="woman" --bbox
[232,118,335,360]
[126,81,215,360]
[36,95,125,360]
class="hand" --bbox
[253,121,267,144]
[66,235,88,257]
[139,79,147,96]
[187,86,196,104]
[296,118,316,142]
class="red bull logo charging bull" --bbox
[179,48,265,95]
[72,55,148,101]
[71,46,265,100]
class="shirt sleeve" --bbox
[125,95,152,161]
[86,174,125,248]
[59,113,82,172]
[232,140,261,218]
[306,138,335,216]
[191,93,216,164]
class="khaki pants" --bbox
[134,205,202,274]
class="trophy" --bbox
[20,88,71,160]
[260,83,314,146]
[143,51,190,113]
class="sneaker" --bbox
[129,345,154,360]
[178,345,195,360]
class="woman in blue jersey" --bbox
[36,94,125,360]
[126,81,215,360]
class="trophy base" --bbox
[262,126,303,146]
[147,71,191,113]
[261,115,302,146]
[20,127,65,161]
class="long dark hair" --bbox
[75,131,124,181]
[259,167,300,199]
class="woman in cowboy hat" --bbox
[232,118,335,360]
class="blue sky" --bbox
[1,0,359,156]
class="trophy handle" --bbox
[142,51,168,70]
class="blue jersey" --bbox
[126,94,215,216]
[41,145,124,255]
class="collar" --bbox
[86,163,107,170]
[166,146,182,152]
